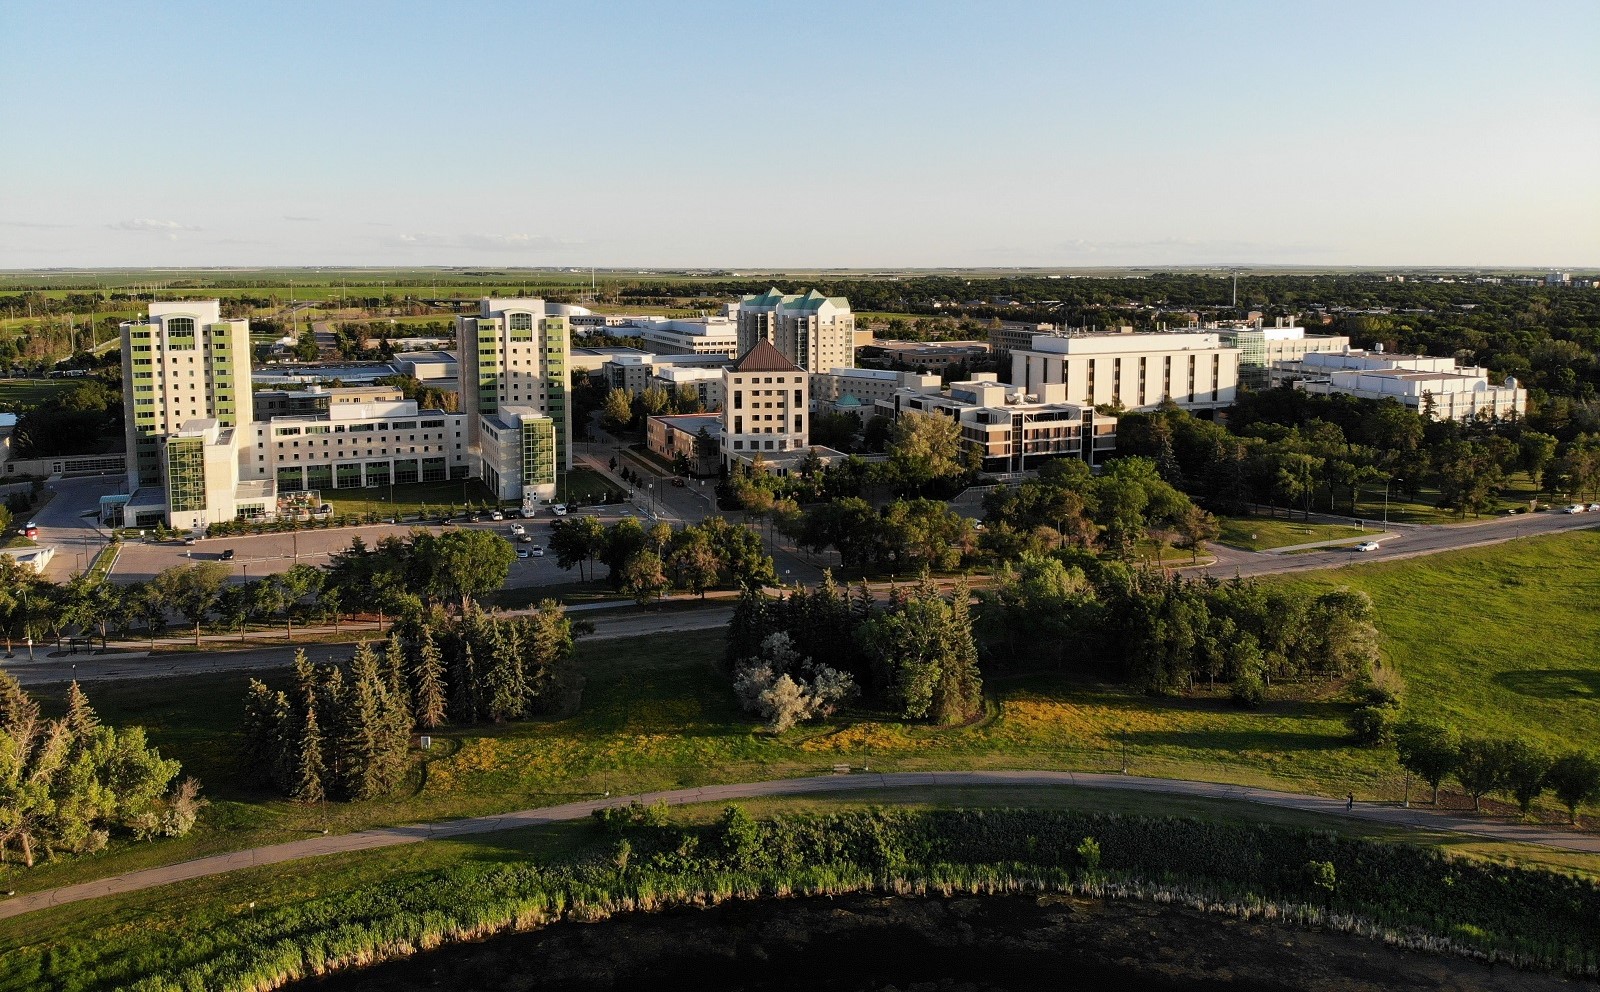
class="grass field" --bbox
[558,466,625,503]
[0,378,75,409]
[3,530,1597,914]
[318,478,500,518]
[1216,516,1373,551]
[3,781,1596,991]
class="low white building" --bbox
[810,367,941,415]
[478,407,558,510]
[874,375,1117,472]
[1214,319,1350,388]
[1010,330,1239,412]
[630,315,740,357]
[140,418,277,532]
[1270,350,1527,421]
[244,398,471,494]
[654,365,725,411]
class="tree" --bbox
[1175,505,1220,564]
[151,562,230,647]
[862,580,981,724]
[1454,736,1510,812]
[1502,739,1551,814]
[1545,752,1600,824]
[409,626,448,730]
[887,411,966,492]
[291,703,326,805]
[550,515,606,582]
[272,564,324,641]
[809,411,859,451]
[600,387,634,436]
[668,529,721,598]
[692,427,720,471]
[619,551,668,605]
[1517,430,1559,490]
[1394,721,1459,805]
[410,529,515,610]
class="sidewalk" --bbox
[3,768,1594,921]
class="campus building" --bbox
[116,301,264,528]
[251,384,403,421]
[456,298,571,509]
[1010,330,1240,413]
[1214,319,1350,388]
[647,413,723,476]
[810,367,941,415]
[1270,350,1528,421]
[874,375,1116,473]
[856,339,991,374]
[736,288,855,373]
[629,315,740,357]
[720,341,811,470]
[242,395,471,493]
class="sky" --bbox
[1,0,1597,269]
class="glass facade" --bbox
[519,417,556,486]
[165,438,207,512]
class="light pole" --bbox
[1383,477,1403,526]
[647,482,655,521]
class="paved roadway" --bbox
[3,768,1594,921]
[3,605,735,686]
[1196,509,1600,578]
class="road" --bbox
[3,768,1595,921]
[1197,510,1600,578]
[3,606,735,686]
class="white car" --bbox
[1564,504,1587,514]
[1589,503,1600,512]
[1354,541,1381,552]
[510,523,525,536]
[490,511,504,521]
[552,504,568,516]
[530,545,545,557]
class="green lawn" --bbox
[558,466,625,504]
[0,378,75,409]
[1282,529,1600,748]
[1216,516,1373,551]
[318,478,500,518]
[5,530,1598,914]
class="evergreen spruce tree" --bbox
[317,664,350,798]
[523,600,575,713]
[241,678,293,791]
[411,624,448,730]
[292,648,317,712]
[63,680,101,745]
[291,703,326,805]
[341,642,388,800]
[381,640,412,729]
[0,668,38,735]
[484,618,528,722]
[450,641,480,724]
[725,584,773,668]
[936,577,984,724]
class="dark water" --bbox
[288,894,1564,992]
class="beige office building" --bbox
[720,341,810,469]
[456,298,571,508]
[874,375,1117,472]
[1011,331,1239,412]
[736,288,855,373]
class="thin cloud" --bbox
[386,232,573,253]
[109,218,201,233]
[0,220,73,229]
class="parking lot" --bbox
[106,507,645,588]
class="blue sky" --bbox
[1,0,1596,268]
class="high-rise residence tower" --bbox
[736,288,855,373]
[456,298,571,509]
[121,300,252,492]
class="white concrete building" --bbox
[873,375,1117,472]
[456,298,571,508]
[721,341,810,469]
[1010,330,1239,412]
[811,367,941,415]
[243,398,470,493]
[1271,350,1528,421]
[630,316,740,357]
[1214,319,1350,388]
[654,365,725,411]
[736,288,855,373]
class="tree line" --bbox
[244,600,575,803]
[1393,722,1600,823]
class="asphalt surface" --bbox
[3,768,1594,922]
[3,606,735,686]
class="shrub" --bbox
[1348,703,1400,746]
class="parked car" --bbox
[510,523,525,536]
[671,478,686,487]
[530,544,544,557]
[520,534,534,543]
[220,549,236,561]
[1564,504,1587,514]
[516,548,530,559]
[1354,541,1381,552]
[20,524,38,539]
[1589,504,1600,512]
[552,504,569,516]
[490,511,504,521]
[183,537,198,545]
[504,508,522,519]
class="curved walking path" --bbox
[4,769,1597,922]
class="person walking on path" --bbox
[1346,792,1355,813]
